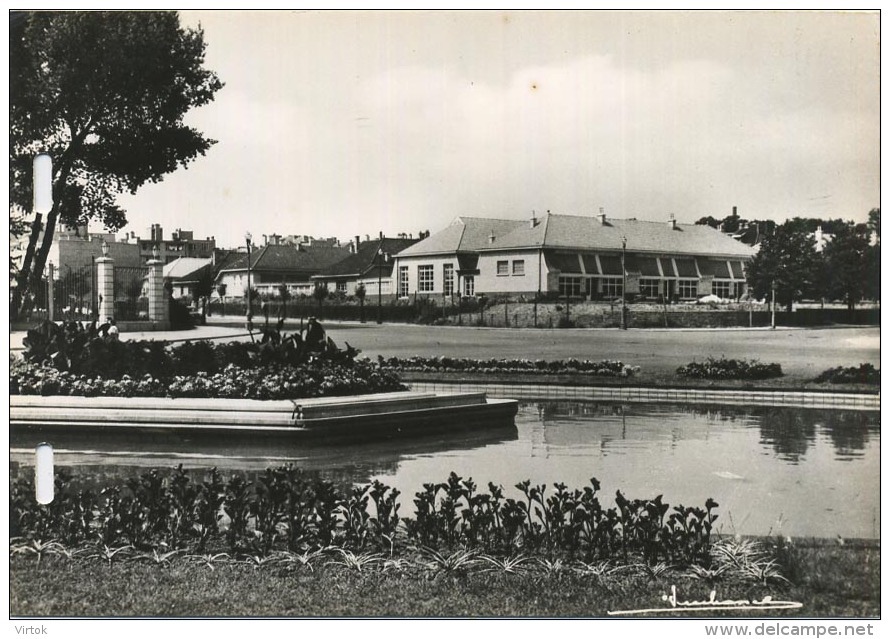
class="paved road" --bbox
[321,323,879,379]
[10,320,879,380]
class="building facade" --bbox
[393,213,756,301]
[311,235,420,298]
[137,224,216,265]
[215,242,351,298]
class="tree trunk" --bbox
[17,161,73,318]
[11,212,43,318]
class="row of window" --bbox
[496,260,525,276]
[400,264,474,297]
[557,276,742,299]
[396,263,743,299]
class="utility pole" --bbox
[245,232,253,330]
[376,247,389,324]
[621,236,628,330]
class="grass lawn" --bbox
[10,543,879,618]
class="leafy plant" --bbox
[10,467,727,576]
[417,546,480,574]
[327,549,384,572]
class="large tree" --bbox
[10,11,223,315]
[746,222,820,312]
[822,221,874,311]
[866,208,880,303]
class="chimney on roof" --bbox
[732,205,738,218]
[597,207,607,225]
[379,231,383,240]
[488,230,496,244]
[530,211,537,228]
[354,235,360,253]
[669,213,678,230]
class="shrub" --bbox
[813,363,880,385]
[17,321,387,386]
[676,357,782,380]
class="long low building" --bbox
[392,212,756,301]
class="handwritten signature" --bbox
[607,585,803,615]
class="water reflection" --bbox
[535,402,878,463]
[9,401,879,539]
[9,424,518,487]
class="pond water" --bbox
[10,401,880,540]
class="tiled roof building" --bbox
[215,243,351,298]
[312,236,420,297]
[392,212,756,301]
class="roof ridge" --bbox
[252,244,270,267]
[455,218,468,250]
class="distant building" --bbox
[311,234,421,297]
[215,243,351,298]
[393,212,756,301]
[164,257,213,300]
[47,223,141,277]
[136,224,216,264]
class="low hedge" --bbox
[813,363,880,385]
[676,357,783,380]
[378,356,640,377]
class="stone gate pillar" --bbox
[147,256,169,327]
[96,254,114,321]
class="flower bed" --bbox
[9,358,406,400]
[12,321,406,400]
[11,466,724,570]
[378,356,640,378]
[813,363,880,385]
[676,357,783,380]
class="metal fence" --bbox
[35,263,98,322]
[113,265,149,321]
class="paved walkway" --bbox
[8,323,248,352]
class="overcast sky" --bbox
[114,10,879,249]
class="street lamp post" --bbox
[621,236,628,330]
[377,248,389,324]
[245,232,253,327]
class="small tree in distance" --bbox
[312,283,328,319]
[278,283,291,320]
[355,283,366,323]
[216,283,227,316]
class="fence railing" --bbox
[29,264,98,322]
